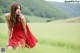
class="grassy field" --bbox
[0,14,50,23]
[0,22,80,53]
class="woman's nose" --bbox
[18,9,20,12]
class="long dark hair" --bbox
[10,2,22,25]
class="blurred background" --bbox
[0,0,80,23]
[0,0,80,53]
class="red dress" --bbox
[7,22,38,48]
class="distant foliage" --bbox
[0,0,71,20]
[0,17,5,23]
[49,2,80,17]
[0,9,2,15]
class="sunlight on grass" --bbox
[6,43,80,53]
[0,23,80,53]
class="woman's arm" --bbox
[5,13,12,42]
[20,15,27,37]
[8,28,12,42]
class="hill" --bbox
[0,0,71,19]
[48,1,80,17]
[48,17,80,23]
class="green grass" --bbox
[0,23,80,53]
[0,14,50,23]
[24,15,49,22]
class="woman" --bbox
[5,2,38,49]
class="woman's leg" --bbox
[7,46,13,49]
[7,46,16,50]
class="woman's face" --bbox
[16,5,21,15]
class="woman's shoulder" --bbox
[5,13,10,20]
[19,14,26,22]
[19,14,25,20]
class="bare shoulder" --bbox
[5,13,10,20]
[20,14,25,21]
